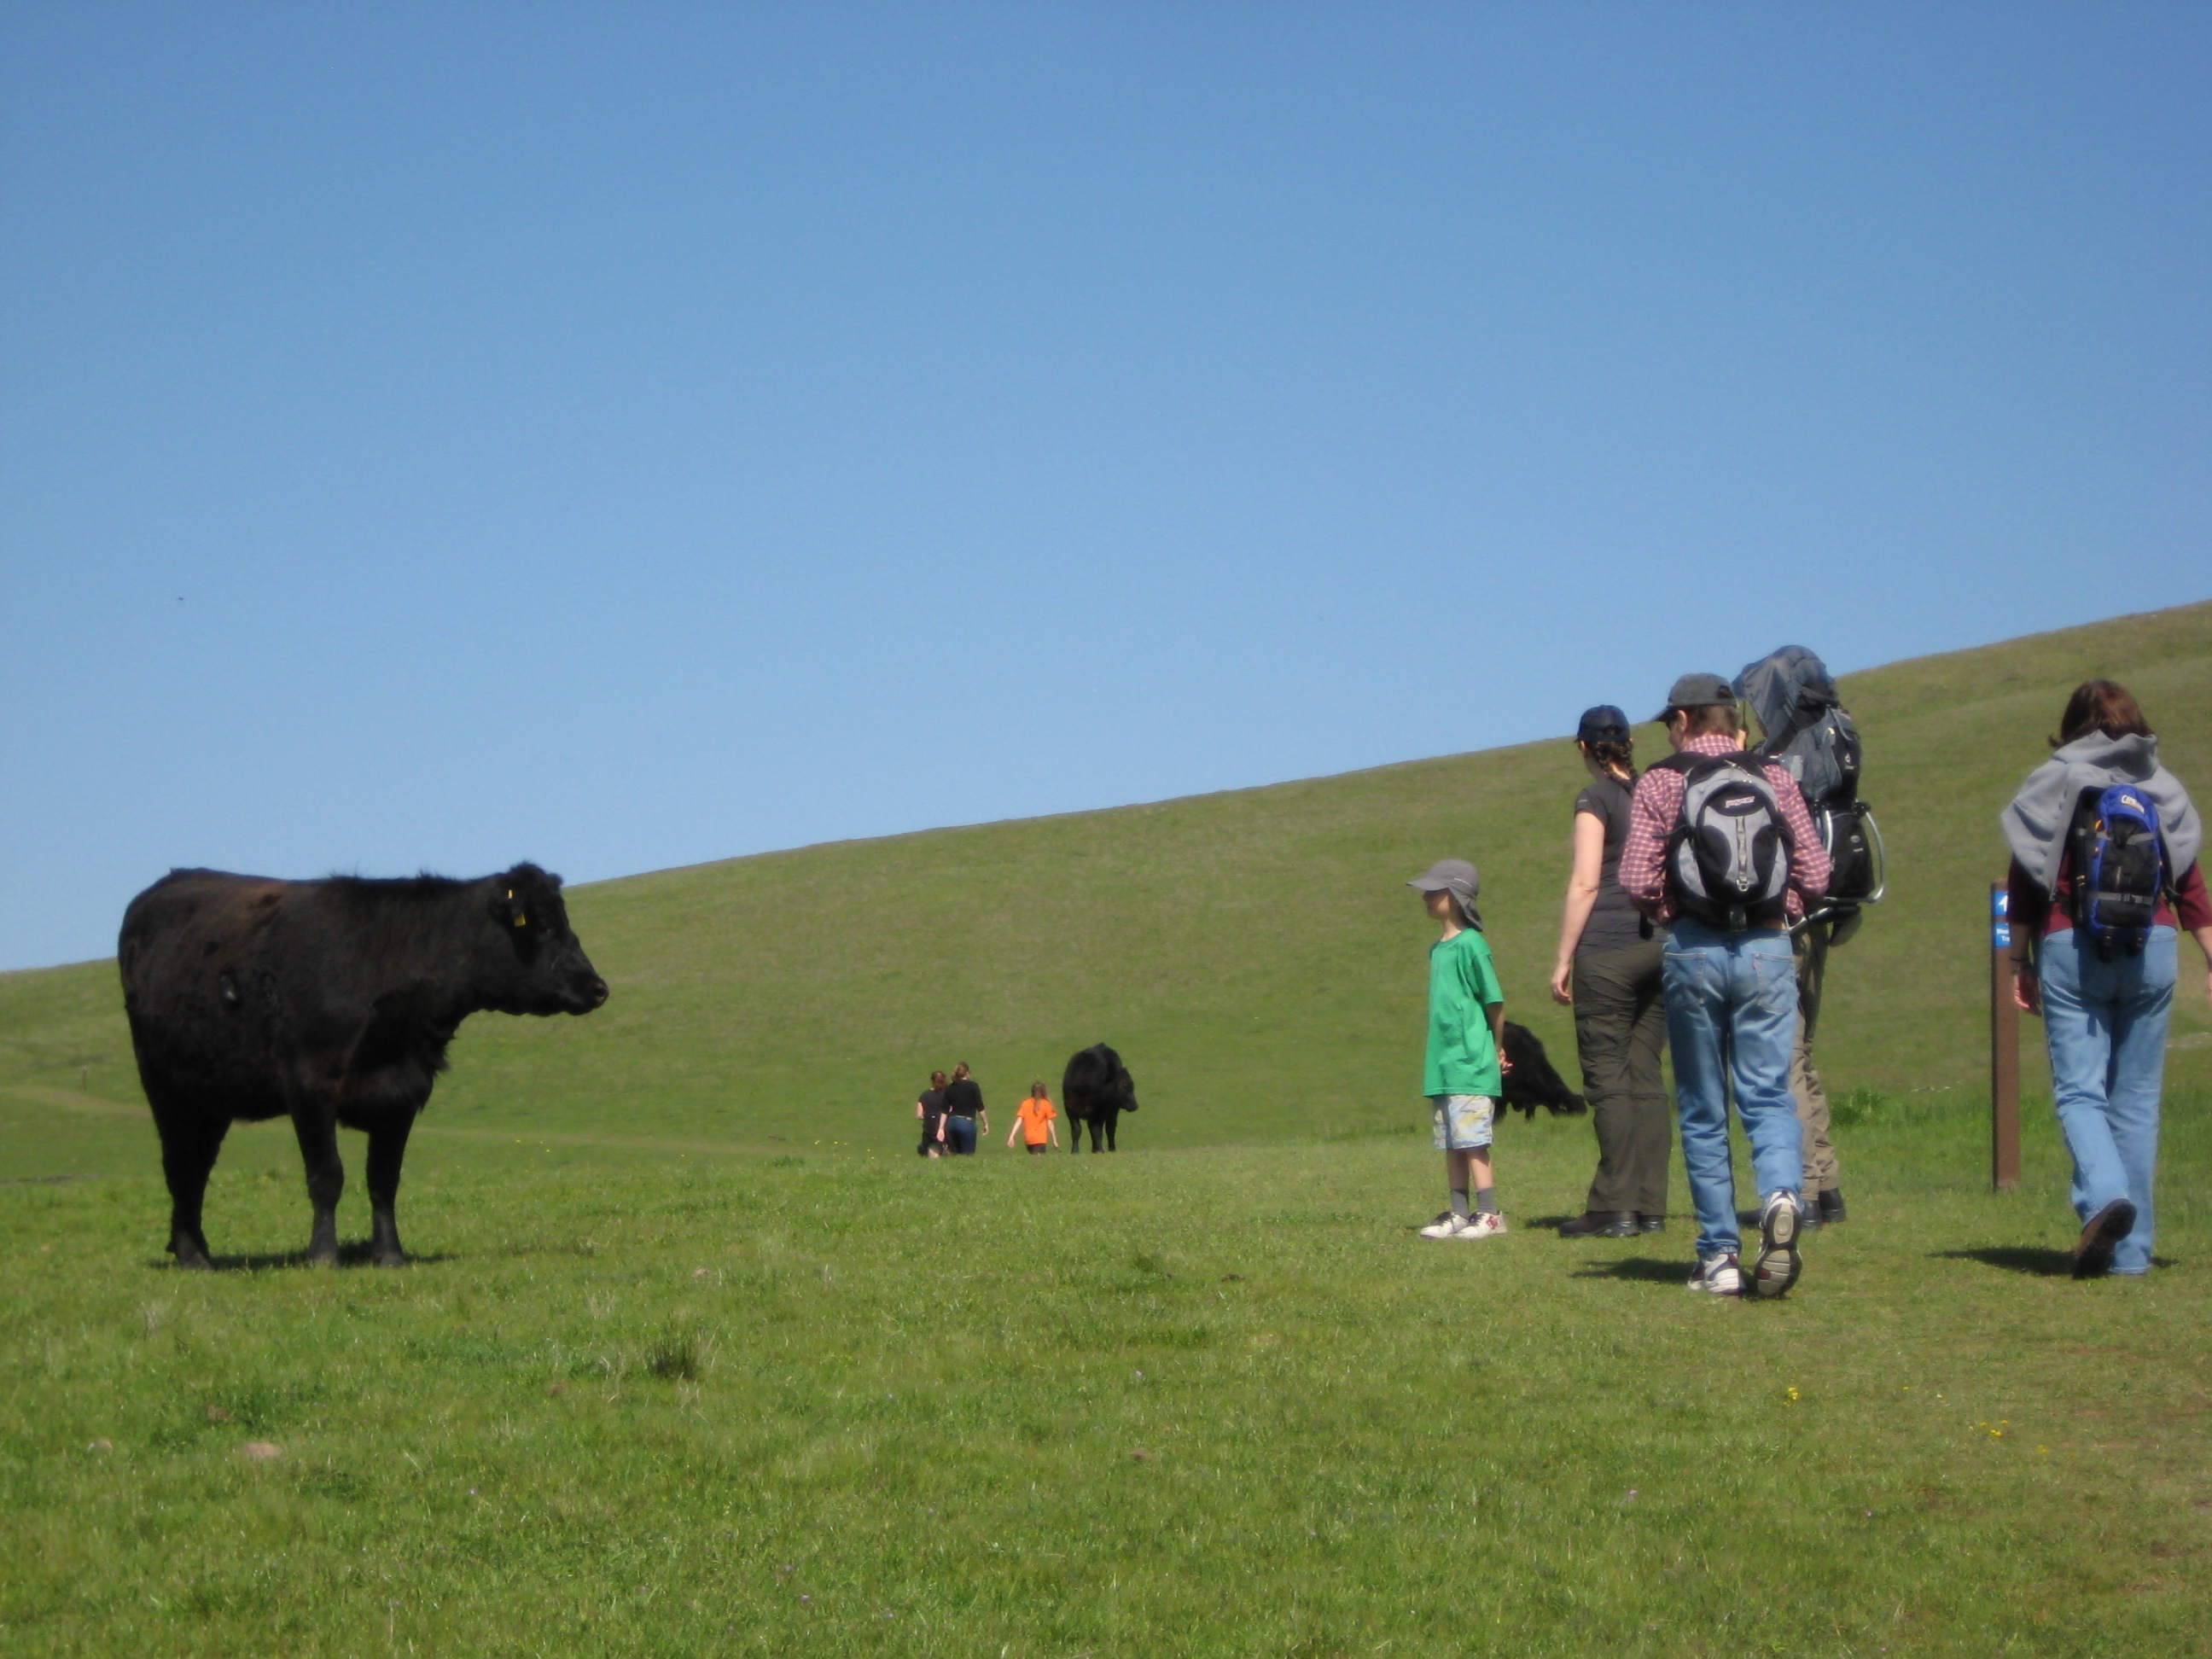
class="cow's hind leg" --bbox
[290,1097,346,1266]
[154,1103,228,1269]
[365,1115,415,1267]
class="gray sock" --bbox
[1450,1188,1470,1219]
[1476,1186,1499,1215]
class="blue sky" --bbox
[3,3,2208,970]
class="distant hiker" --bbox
[2003,680,2212,1278]
[1408,859,1512,1241]
[1549,705,1670,1239]
[1621,674,1830,1297]
[1010,1082,1059,1154]
[942,1062,987,1155]
[917,1071,950,1157]
[1737,645,1887,1230]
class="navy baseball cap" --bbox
[1576,705,1630,743]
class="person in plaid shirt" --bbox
[1621,673,1831,1297]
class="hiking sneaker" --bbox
[1686,1253,1742,1295]
[1458,1213,1508,1240]
[1749,1190,1803,1299]
[2072,1198,2136,1279]
[1818,1188,1847,1225]
[1418,1211,1472,1239]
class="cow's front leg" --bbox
[154,1099,228,1269]
[290,1096,346,1266]
[1104,1112,1117,1153]
[364,1115,414,1267]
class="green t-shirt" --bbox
[1424,928,1504,1097]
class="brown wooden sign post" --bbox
[1990,880,2021,1190]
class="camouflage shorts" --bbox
[1430,1094,1496,1151]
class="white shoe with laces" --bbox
[1418,1211,1471,1238]
[1458,1212,1508,1240]
[1686,1253,1742,1295]
[1749,1190,1803,1299]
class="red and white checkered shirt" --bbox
[1620,733,1832,923]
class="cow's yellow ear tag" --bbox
[513,912,527,928]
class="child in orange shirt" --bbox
[1009,1083,1059,1154]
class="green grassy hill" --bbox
[7,604,2212,1657]
[6,602,2212,1179]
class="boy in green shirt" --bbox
[1408,859,1511,1240]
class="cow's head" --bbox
[483,864,608,1016]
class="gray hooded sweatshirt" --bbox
[2000,732,2203,898]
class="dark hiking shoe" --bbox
[1558,1210,1638,1238]
[1819,1188,1847,1225]
[1749,1190,1802,1299]
[2072,1200,2136,1279]
[1798,1202,1824,1232]
[1638,1214,1667,1234]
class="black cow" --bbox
[1062,1043,1138,1153]
[1499,1022,1586,1121]
[119,863,608,1269]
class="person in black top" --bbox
[1548,706,1671,1237]
[940,1062,987,1155]
[916,1070,949,1158]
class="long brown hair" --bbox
[2051,680,2152,748]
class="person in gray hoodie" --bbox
[2003,680,2212,1278]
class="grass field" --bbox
[5,1095,2209,1657]
[3,602,2211,1654]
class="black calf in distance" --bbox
[119,864,608,1269]
[1063,1043,1138,1153]
[1499,1022,1586,1121]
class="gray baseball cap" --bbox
[1407,859,1483,928]
[1655,672,1737,719]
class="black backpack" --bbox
[2066,784,2169,959]
[1655,751,1794,932]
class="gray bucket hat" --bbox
[1407,859,1483,929]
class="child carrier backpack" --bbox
[2067,784,2169,959]
[1656,752,1793,932]
[1736,646,1887,928]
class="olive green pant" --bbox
[1571,939,1672,1216]
[1793,921,1842,1194]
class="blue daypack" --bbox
[2067,784,2170,958]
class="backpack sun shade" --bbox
[1734,644,1887,931]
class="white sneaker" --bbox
[1418,1211,1471,1238]
[1749,1190,1803,1299]
[1686,1253,1742,1295]
[1458,1212,1508,1240]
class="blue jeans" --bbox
[1662,920,1803,1260]
[2038,926,2175,1275]
[944,1116,978,1155]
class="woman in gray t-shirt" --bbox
[1548,706,1671,1237]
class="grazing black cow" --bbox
[119,864,608,1269]
[1499,1022,1586,1121]
[1062,1043,1138,1154]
